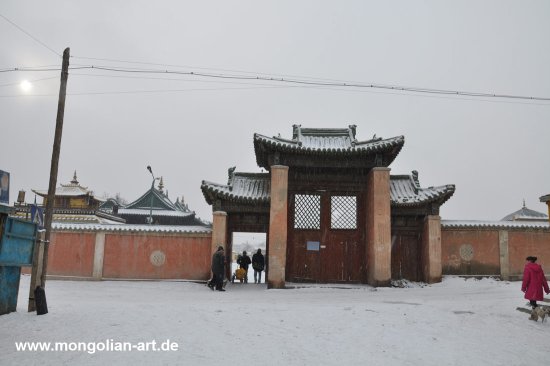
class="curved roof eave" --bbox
[391,184,455,208]
[201,180,270,206]
[253,133,405,168]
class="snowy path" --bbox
[0,275,547,366]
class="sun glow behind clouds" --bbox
[20,80,32,92]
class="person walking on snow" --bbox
[237,250,252,283]
[521,256,549,309]
[252,248,265,283]
[209,246,226,291]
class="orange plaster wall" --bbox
[442,228,550,277]
[47,231,95,277]
[102,233,211,280]
[441,229,500,275]
[508,230,550,276]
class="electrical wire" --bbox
[0,84,302,98]
[67,72,550,105]
[0,12,61,58]
[68,57,550,102]
[1,64,549,103]
[70,55,350,83]
[1,83,549,106]
[79,65,550,101]
[0,75,58,88]
[0,14,548,102]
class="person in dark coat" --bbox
[252,248,265,284]
[521,256,549,308]
[237,251,252,283]
[209,246,226,291]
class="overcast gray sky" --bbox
[1,1,549,222]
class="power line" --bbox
[68,56,550,102]
[65,72,550,105]
[0,12,61,58]
[2,83,549,106]
[79,65,550,101]
[1,64,549,102]
[0,75,58,88]
[69,71,289,87]
[0,66,93,73]
[70,55,349,83]
[0,84,301,98]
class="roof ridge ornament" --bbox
[292,124,302,141]
[354,134,383,145]
[411,170,420,186]
[227,166,236,189]
[158,176,164,193]
[348,124,357,138]
[71,170,79,185]
[273,134,301,145]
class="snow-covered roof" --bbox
[442,220,550,230]
[124,187,179,211]
[540,194,550,203]
[32,185,90,197]
[253,125,405,169]
[32,171,101,199]
[500,204,548,221]
[10,210,125,225]
[202,169,454,208]
[202,171,271,205]
[174,197,192,213]
[51,223,211,233]
[390,172,455,207]
[117,208,194,217]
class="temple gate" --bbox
[202,125,455,288]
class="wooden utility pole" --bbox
[39,47,70,291]
[28,231,45,311]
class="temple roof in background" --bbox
[32,171,103,200]
[442,220,549,230]
[501,201,548,222]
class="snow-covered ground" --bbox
[0,275,547,366]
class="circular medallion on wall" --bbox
[150,250,166,267]
[459,244,474,261]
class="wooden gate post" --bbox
[366,167,391,286]
[267,165,288,289]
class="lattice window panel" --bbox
[294,194,321,229]
[331,195,357,229]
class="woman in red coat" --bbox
[521,256,550,308]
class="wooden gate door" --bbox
[288,193,322,282]
[321,194,362,282]
[391,233,420,281]
[289,192,362,283]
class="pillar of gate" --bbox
[366,167,391,286]
[211,211,228,254]
[267,165,289,289]
[421,215,442,283]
